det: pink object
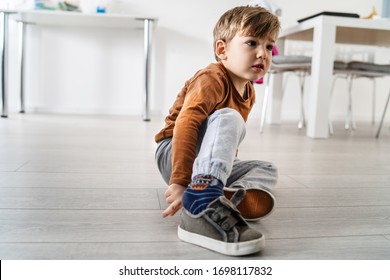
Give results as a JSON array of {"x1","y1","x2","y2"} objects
[
  {"x1": 253, "y1": 46, "x2": 279, "y2": 84},
  {"x1": 272, "y1": 46, "x2": 279, "y2": 56}
]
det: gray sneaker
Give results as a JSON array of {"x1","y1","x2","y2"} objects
[{"x1": 177, "y1": 189, "x2": 265, "y2": 256}]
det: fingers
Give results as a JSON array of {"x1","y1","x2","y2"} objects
[
  {"x1": 161, "y1": 210, "x2": 169, "y2": 218},
  {"x1": 171, "y1": 205, "x2": 181, "y2": 216},
  {"x1": 161, "y1": 202, "x2": 182, "y2": 218},
  {"x1": 166, "y1": 196, "x2": 173, "y2": 204},
  {"x1": 162, "y1": 184, "x2": 185, "y2": 218}
]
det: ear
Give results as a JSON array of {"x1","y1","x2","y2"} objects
[{"x1": 215, "y1": 40, "x2": 227, "y2": 60}]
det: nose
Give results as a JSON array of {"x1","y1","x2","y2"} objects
[{"x1": 256, "y1": 46, "x2": 268, "y2": 60}]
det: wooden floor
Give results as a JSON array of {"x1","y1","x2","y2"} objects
[{"x1": 0, "y1": 113, "x2": 390, "y2": 260}]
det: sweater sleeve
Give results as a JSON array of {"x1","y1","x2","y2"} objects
[{"x1": 169, "y1": 73, "x2": 225, "y2": 186}]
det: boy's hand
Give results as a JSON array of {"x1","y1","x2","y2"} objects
[{"x1": 162, "y1": 183, "x2": 186, "y2": 218}]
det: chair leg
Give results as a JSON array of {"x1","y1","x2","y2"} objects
[
  {"x1": 298, "y1": 72, "x2": 306, "y2": 129},
  {"x1": 328, "y1": 119, "x2": 334, "y2": 136},
  {"x1": 350, "y1": 81, "x2": 357, "y2": 130},
  {"x1": 260, "y1": 73, "x2": 271, "y2": 134},
  {"x1": 376, "y1": 89, "x2": 390, "y2": 138},
  {"x1": 281, "y1": 73, "x2": 292, "y2": 95},
  {"x1": 372, "y1": 78, "x2": 376, "y2": 125},
  {"x1": 345, "y1": 75, "x2": 357, "y2": 131}
]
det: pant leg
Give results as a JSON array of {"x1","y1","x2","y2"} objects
[
  {"x1": 154, "y1": 124, "x2": 207, "y2": 185},
  {"x1": 226, "y1": 158, "x2": 278, "y2": 193},
  {"x1": 193, "y1": 108, "x2": 246, "y2": 185},
  {"x1": 155, "y1": 108, "x2": 246, "y2": 186},
  {"x1": 155, "y1": 137, "x2": 173, "y2": 185},
  {"x1": 155, "y1": 124, "x2": 206, "y2": 185}
]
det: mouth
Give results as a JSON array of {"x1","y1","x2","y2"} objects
[{"x1": 252, "y1": 63, "x2": 265, "y2": 72}]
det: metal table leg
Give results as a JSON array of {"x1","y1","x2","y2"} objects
[
  {"x1": 143, "y1": 18, "x2": 153, "y2": 121},
  {"x1": 19, "y1": 21, "x2": 25, "y2": 113},
  {"x1": 1, "y1": 11, "x2": 9, "y2": 118}
]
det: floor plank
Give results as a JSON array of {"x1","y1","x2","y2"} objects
[
  {"x1": 1, "y1": 206, "x2": 389, "y2": 242},
  {"x1": 1, "y1": 235, "x2": 389, "y2": 260},
  {"x1": 0, "y1": 172, "x2": 166, "y2": 189},
  {"x1": 0, "y1": 188, "x2": 160, "y2": 210}
]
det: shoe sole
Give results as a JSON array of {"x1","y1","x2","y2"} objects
[
  {"x1": 224, "y1": 188, "x2": 275, "y2": 222},
  {"x1": 178, "y1": 226, "x2": 265, "y2": 256}
]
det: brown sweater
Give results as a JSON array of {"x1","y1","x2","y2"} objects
[{"x1": 155, "y1": 62, "x2": 256, "y2": 186}]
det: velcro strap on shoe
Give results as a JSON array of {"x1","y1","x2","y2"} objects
[
  {"x1": 210, "y1": 205, "x2": 239, "y2": 231},
  {"x1": 220, "y1": 216, "x2": 239, "y2": 231}
]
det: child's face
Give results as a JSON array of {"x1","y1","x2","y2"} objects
[{"x1": 217, "y1": 32, "x2": 276, "y2": 90}]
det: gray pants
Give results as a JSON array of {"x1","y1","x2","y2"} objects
[{"x1": 155, "y1": 108, "x2": 278, "y2": 192}]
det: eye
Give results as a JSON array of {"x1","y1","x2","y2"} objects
[
  {"x1": 246, "y1": 40, "x2": 258, "y2": 47},
  {"x1": 266, "y1": 45, "x2": 274, "y2": 51}
]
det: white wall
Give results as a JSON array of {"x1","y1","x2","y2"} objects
[{"x1": 6, "y1": 0, "x2": 389, "y2": 123}]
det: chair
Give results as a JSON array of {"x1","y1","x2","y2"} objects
[
  {"x1": 329, "y1": 61, "x2": 390, "y2": 136},
  {"x1": 260, "y1": 56, "x2": 347, "y2": 133},
  {"x1": 259, "y1": 55, "x2": 311, "y2": 133}
]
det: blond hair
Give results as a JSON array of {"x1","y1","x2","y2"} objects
[{"x1": 213, "y1": 6, "x2": 281, "y2": 61}]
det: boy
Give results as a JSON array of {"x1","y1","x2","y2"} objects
[{"x1": 155, "y1": 6, "x2": 280, "y2": 256}]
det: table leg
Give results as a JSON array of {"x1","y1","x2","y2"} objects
[
  {"x1": 307, "y1": 21, "x2": 336, "y2": 138},
  {"x1": 19, "y1": 21, "x2": 26, "y2": 113},
  {"x1": 143, "y1": 18, "x2": 153, "y2": 121},
  {"x1": 1, "y1": 12, "x2": 9, "y2": 118}
]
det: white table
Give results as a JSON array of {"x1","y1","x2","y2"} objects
[
  {"x1": 269, "y1": 15, "x2": 390, "y2": 138},
  {"x1": 1, "y1": 10, "x2": 156, "y2": 120}
]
